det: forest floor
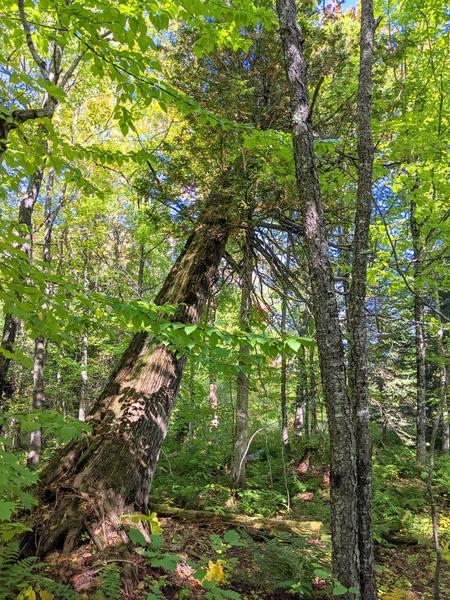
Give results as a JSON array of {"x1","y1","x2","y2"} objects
[{"x1": 35, "y1": 440, "x2": 450, "y2": 600}]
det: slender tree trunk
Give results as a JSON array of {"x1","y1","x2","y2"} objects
[
  {"x1": 276, "y1": 0, "x2": 359, "y2": 594},
  {"x1": 294, "y1": 351, "x2": 307, "y2": 438},
  {"x1": 24, "y1": 178, "x2": 234, "y2": 557},
  {"x1": 410, "y1": 200, "x2": 427, "y2": 463},
  {"x1": 79, "y1": 254, "x2": 90, "y2": 422},
  {"x1": 0, "y1": 170, "x2": 44, "y2": 408},
  {"x1": 308, "y1": 346, "x2": 318, "y2": 435},
  {"x1": 436, "y1": 295, "x2": 449, "y2": 454},
  {"x1": 280, "y1": 293, "x2": 290, "y2": 447},
  {"x1": 230, "y1": 222, "x2": 252, "y2": 489},
  {"x1": 28, "y1": 169, "x2": 55, "y2": 468},
  {"x1": 208, "y1": 294, "x2": 219, "y2": 429},
  {"x1": 347, "y1": 1, "x2": 377, "y2": 596},
  {"x1": 79, "y1": 332, "x2": 88, "y2": 422}
]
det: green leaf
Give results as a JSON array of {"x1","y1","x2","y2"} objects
[
  {"x1": 333, "y1": 582, "x2": 350, "y2": 595},
  {"x1": 128, "y1": 528, "x2": 148, "y2": 546},
  {"x1": 223, "y1": 530, "x2": 241, "y2": 546},
  {"x1": 0, "y1": 500, "x2": 16, "y2": 520}
]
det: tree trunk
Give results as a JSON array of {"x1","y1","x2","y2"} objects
[
  {"x1": 208, "y1": 295, "x2": 219, "y2": 429},
  {"x1": 230, "y1": 221, "x2": 252, "y2": 489},
  {"x1": 294, "y1": 352, "x2": 307, "y2": 438},
  {"x1": 280, "y1": 293, "x2": 290, "y2": 447},
  {"x1": 347, "y1": 1, "x2": 377, "y2": 596},
  {"x1": 308, "y1": 346, "x2": 318, "y2": 435},
  {"x1": 79, "y1": 331, "x2": 88, "y2": 422},
  {"x1": 0, "y1": 169, "x2": 45, "y2": 407},
  {"x1": 25, "y1": 179, "x2": 233, "y2": 557},
  {"x1": 28, "y1": 169, "x2": 55, "y2": 468},
  {"x1": 276, "y1": 0, "x2": 359, "y2": 594},
  {"x1": 410, "y1": 200, "x2": 427, "y2": 463},
  {"x1": 436, "y1": 295, "x2": 449, "y2": 454},
  {"x1": 79, "y1": 254, "x2": 90, "y2": 422}
]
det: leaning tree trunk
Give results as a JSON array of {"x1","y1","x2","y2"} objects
[
  {"x1": 276, "y1": 0, "x2": 359, "y2": 595},
  {"x1": 410, "y1": 199, "x2": 427, "y2": 463},
  {"x1": 25, "y1": 178, "x2": 234, "y2": 557},
  {"x1": 347, "y1": 0, "x2": 377, "y2": 596}
]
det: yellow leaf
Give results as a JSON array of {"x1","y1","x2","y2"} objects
[
  {"x1": 149, "y1": 512, "x2": 162, "y2": 536},
  {"x1": 204, "y1": 560, "x2": 225, "y2": 584},
  {"x1": 39, "y1": 591, "x2": 54, "y2": 600},
  {"x1": 17, "y1": 588, "x2": 37, "y2": 600}
]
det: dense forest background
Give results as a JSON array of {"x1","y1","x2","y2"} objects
[{"x1": 0, "y1": 0, "x2": 448, "y2": 599}]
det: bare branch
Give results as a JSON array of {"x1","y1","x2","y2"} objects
[{"x1": 17, "y1": 0, "x2": 49, "y2": 79}]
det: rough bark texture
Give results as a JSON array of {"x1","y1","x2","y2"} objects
[
  {"x1": 276, "y1": 0, "x2": 359, "y2": 594},
  {"x1": 230, "y1": 222, "x2": 252, "y2": 489},
  {"x1": 347, "y1": 1, "x2": 377, "y2": 597},
  {"x1": 410, "y1": 199, "x2": 427, "y2": 463},
  {"x1": 24, "y1": 179, "x2": 234, "y2": 557}
]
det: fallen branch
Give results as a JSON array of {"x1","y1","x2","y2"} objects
[{"x1": 149, "y1": 503, "x2": 323, "y2": 536}]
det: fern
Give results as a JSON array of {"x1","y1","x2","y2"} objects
[
  {"x1": 0, "y1": 542, "x2": 37, "y2": 600},
  {"x1": 94, "y1": 562, "x2": 122, "y2": 600},
  {"x1": 31, "y1": 574, "x2": 81, "y2": 600},
  {"x1": 0, "y1": 542, "x2": 81, "y2": 600}
]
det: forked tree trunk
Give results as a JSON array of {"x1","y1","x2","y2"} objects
[
  {"x1": 25, "y1": 180, "x2": 233, "y2": 556},
  {"x1": 276, "y1": 0, "x2": 359, "y2": 594},
  {"x1": 347, "y1": 0, "x2": 377, "y2": 596},
  {"x1": 410, "y1": 199, "x2": 427, "y2": 463}
]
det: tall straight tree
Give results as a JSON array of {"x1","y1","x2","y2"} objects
[
  {"x1": 276, "y1": 0, "x2": 359, "y2": 595},
  {"x1": 347, "y1": 0, "x2": 378, "y2": 597},
  {"x1": 24, "y1": 171, "x2": 236, "y2": 556},
  {"x1": 230, "y1": 217, "x2": 253, "y2": 488},
  {"x1": 410, "y1": 198, "x2": 427, "y2": 463}
]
